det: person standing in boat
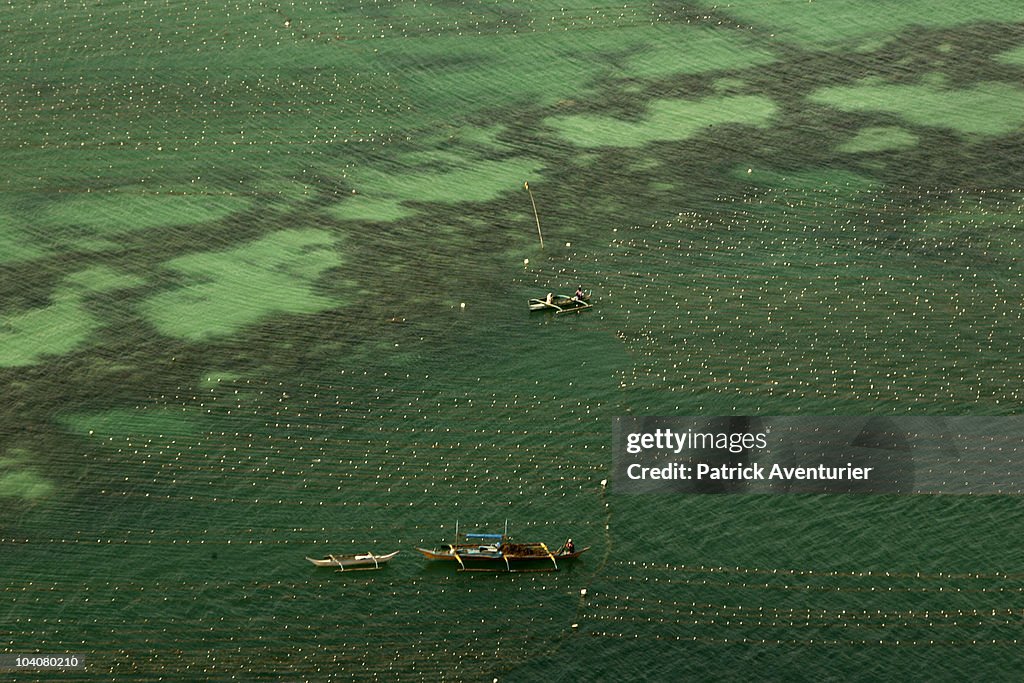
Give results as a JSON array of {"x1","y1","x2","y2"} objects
[
  {"x1": 574, "y1": 286, "x2": 585, "y2": 301},
  {"x1": 563, "y1": 538, "x2": 575, "y2": 554}
]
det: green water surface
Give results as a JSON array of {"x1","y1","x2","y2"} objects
[{"x1": 3, "y1": 1, "x2": 1024, "y2": 680}]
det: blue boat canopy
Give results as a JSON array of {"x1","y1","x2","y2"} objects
[{"x1": 465, "y1": 533, "x2": 505, "y2": 540}]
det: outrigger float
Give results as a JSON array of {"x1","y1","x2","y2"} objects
[
  {"x1": 415, "y1": 523, "x2": 589, "y2": 572},
  {"x1": 306, "y1": 551, "x2": 399, "y2": 571}
]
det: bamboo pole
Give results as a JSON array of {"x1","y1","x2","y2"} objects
[
  {"x1": 524, "y1": 181, "x2": 544, "y2": 249},
  {"x1": 540, "y1": 542, "x2": 558, "y2": 570}
]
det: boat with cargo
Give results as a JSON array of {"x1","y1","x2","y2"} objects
[{"x1": 416, "y1": 524, "x2": 588, "y2": 572}]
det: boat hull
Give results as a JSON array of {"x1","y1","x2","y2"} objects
[
  {"x1": 306, "y1": 551, "x2": 399, "y2": 569},
  {"x1": 528, "y1": 295, "x2": 591, "y2": 312},
  {"x1": 415, "y1": 546, "x2": 590, "y2": 562}
]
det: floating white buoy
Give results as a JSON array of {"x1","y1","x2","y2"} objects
[
  {"x1": 523, "y1": 258, "x2": 529, "y2": 266},
  {"x1": 600, "y1": 479, "x2": 607, "y2": 488},
  {"x1": 460, "y1": 302, "x2": 466, "y2": 309},
  {"x1": 747, "y1": 168, "x2": 753, "y2": 174},
  {"x1": 580, "y1": 588, "x2": 587, "y2": 596},
  {"x1": 565, "y1": 242, "x2": 571, "y2": 247}
]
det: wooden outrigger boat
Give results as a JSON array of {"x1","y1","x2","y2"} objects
[
  {"x1": 305, "y1": 551, "x2": 399, "y2": 571},
  {"x1": 416, "y1": 524, "x2": 589, "y2": 572},
  {"x1": 529, "y1": 292, "x2": 592, "y2": 314}
]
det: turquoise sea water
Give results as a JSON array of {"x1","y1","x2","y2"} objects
[{"x1": 3, "y1": 1, "x2": 1024, "y2": 680}]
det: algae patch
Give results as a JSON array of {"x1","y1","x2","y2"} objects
[
  {"x1": 838, "y1": 127, "x2": 920, "y2": 153},
  {"x1": 141, "y1": 229, "x2": 344, "y2": 341},
  {"x1": 548, "y1": 95, "x2": 778, "y2": 148},
  {"x1": 0, "y1": 470, "x2": 55, "y2": 501},
  {"x1": 61, "y1": 408, "x2": 204, "y2": 441},
  {"x1": 329, "y1": 157, "x2": 546, "y2": 223},
  {"x1": 43, "y1": 192, "x2": 253, "y2": 234},
  {"x1": 810, "y1": 81, "x2": 1024, "y2": 136},
  {"x1": 0, "y1": 266, "x2": 144, "y2": 367},
  {"x1": 0, "y1": 451, "x2": 54, "y2": 501}
]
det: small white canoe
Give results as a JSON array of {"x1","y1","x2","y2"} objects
[{"x1": 306, "y1": 551, "x2": 399, "y2": 570}]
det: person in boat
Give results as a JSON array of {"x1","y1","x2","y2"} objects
[
  {"x1": 564, "y1": 538, "x2": 575, "y2": 554},
  {"x1": 546, "y1": 292, "x2": 554, "y2": 305},
  {"x1": 574, "y1": 286, "x2": 585, "y2": 301}
]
